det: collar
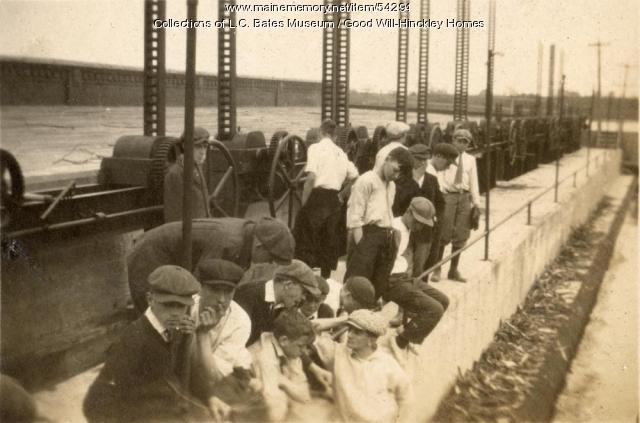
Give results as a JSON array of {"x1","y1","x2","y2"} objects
[
  {"x1": 145, "y1": 308, "x2": 169, "y2": 342},
  {"x1": 426, "y1": 162, "x2": 437, "y2": 175},
  {"x1": 265, "y1": 279, "x2": 276, "y2": 304}
]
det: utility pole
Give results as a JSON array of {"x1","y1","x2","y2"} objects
[
  {"x1": 588, "y1": 40, "x2": 610, "y2": 146},
  {"x1": 617, "y1": 63, "x2": 635, "y2": 146}
]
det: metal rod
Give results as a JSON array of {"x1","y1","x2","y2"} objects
[
  {"x1": 6, "y1": 206, "x2": 163, "y2": 239},
  {"x1": 182, "y1": 0, "x2": 198, "y2": 271},
  {"x1": 526, "y1": 202, "x2": 531, "y2": 225},
  {"x1": 483, "y1": 0, "x2": 495, "y2": 261},
  {"x1": 554, "y1": 156, "x2": 560, "y2": 202},
  {"x1": 39, "y1": 182, "x2": 75, "y2": 221}
]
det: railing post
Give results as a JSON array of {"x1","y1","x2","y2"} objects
[
  {"x1": 526, "y1": 202, "x2": 532, "y2": 225},
  {"x1": 554, "y1": 154, "x2": 560, "y2": 202}
]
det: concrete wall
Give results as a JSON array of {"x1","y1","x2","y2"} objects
[
  {"x1": 0, "y1": 59, "x2": 321, "y2": 107},
  {"x1": 410, "y1": 151, "x2": 622, "y2": 421}
]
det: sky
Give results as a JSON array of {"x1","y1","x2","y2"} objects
[{"x1": 0, "y1": 0, "x2": 638, "y2": 97}]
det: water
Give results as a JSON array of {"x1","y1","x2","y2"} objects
[{"x1": 0, "y1": 105, "x2": 452, "y2": 177}]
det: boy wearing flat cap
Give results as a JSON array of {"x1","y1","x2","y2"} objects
[
  {"x1": 128, "y1": 216, "x2": 294, "y2": 311},
  {"x1": 433, "y1": 129, "x2": 481, "y2": 282},
  {"x1": 164, "y1": 126, "x2": 212, "y2": 223},
  {"x1": 190, "y1": 259, "x2": 252, "y2": 387},
  {"x1": 84, "y1": 265, "x2": 229, "y2": 422},
  {"x1": 373, "y1": 121, "x2": 411, "y2": 170},
  {"x1": 387, "y1": 197, "x2": 450, "y2": 350},
  {"x1": 313, "y1": 309, "x2": 412, "y2": 423},
  {"x1": 234, "y1": 259, "x2": 320, "y2": 346}
]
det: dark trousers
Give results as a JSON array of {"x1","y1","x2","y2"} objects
[
  {"x1": 345, "y1": 225, "x2": 396, "y2": 298},
  {"x1": 294, "y1": 188, "x2": 342, "y2": 275},
  {"x1": 424, "y1": 223, "x2": 441, "y2": 274},
  {"x1": 383, "y1": 273, "x2": 449, "y2": 344}
]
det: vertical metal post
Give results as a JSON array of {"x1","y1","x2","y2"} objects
[
  {"x1": 217, "y1": 0, "x2": 237, "y2": 141},
  {"x1": 143, "y1": 0, "x2": 166, "y2": 136},
  {"x1": 554, "y1": 157, "x2": 560, "y2": 202},
  {"x1": 395, "y1": 2, "x2": 409, "y2": 122},
  {"x1": 334, "y1": 1, "x2": 350, "y2": 127},
  {"x1": 416, "y1": 0, "x2": 430, "y2": 124},
  {"x1": 587, "y1": 90, "x2": 595, "y2": 176},
  {"x1": 182, "y1": 0, "x2": 198, "y2": 270},
  {"x1": 321, "y1": 0, "x2": 336, "y2": 122},
  {"x1": 483, "y1": 0, "x2": 495, "y2": 261},
  {"x1": 526, "y1": 202, "x2": 531, "y2": 225},
  {"x1": 555, "y1": 73, "x2": 564, "y2": 204},
  {"x1": 453, "y1": 0, "x2": 470, "y2": 121}
]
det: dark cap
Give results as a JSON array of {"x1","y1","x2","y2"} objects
[
  {"x1": 432, "y1": 143, "x2": 459, "y2": 160},
  {"x1": 408, "y1": 143, "x2": 430, "y2": 160},
  {"x1": 409, "y1": 197, "x2": 435, "y2": 226},
  {"x1": 314, "y1": 275, "x2": 330, "y2": 297},
  {"x1": 148, "y1": 265, "x2": 201, "y2": 305},
  {"x1": 179, "y1": 126, "x2": 210, "y2": 145},
  {"x1": 275, "y1": 259, "x2": 320, "y2": 297},
  {"x1": 196, "y1": 259, "x2": 244, "y2": 289},
  {"x1": 254, "y1": 217, "x2": 295, "y2": 262},
  {"x1": 344, "y1": 276, "x2": 376, "y2": 308}
]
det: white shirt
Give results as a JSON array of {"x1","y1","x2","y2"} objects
[
  {"x1": 426, "y1": 161, "x2": 438, "y2": 177},
  {"x1": 346, "y1": 170, "x2": 395, "y2": 229},
  {"x1": 306, "y1": 137, "x2": 359, "y2": 190},
  {"x1": 373, "y1": 141, "x2": 407, "y2": 170},
  {"x1": 436, "y1": 151, "x2": 480, "y2": 206},
  {"x1": 315, "y1": 336, "x2": 412, "y2": 423},
  {"x1": 144, "y1": 308, "x2": 169, "y2": 342},
  {"x1": 191, "y1": 298, "x2": 253, "y2": 375},
  {"x1": 391, "y1": 217, "x2": 410, "y2": 275}
]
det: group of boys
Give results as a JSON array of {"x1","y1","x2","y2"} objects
[{"x1": 83, "y1": 119, "x2": 480, "y2": 422}]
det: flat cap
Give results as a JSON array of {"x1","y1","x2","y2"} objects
[
  {"x1": 385, "y1": 121, "x2": 411, "y2": 140},
  {"x1": 344, "y1": 276, "x2": 376, "y2": 308},
  {"x1": 432, "y1": 143, "x2": 459, "y2": 160},
  {"x1": 148, "y1": 265, "x2": 201, "y2": 305},
  {"x1": 275, "y1": 259, "x2": 320, "y2": 297},
  {"x1": 408, "y1": 143, "x2": 430, "y2": 160},
  {"x1": 347, "y1": 309, "x2": 387, "y2": 337},
  {"x1": 314, "y1": 275, "x2": 330, "y2": 297},
  {"x1": 180, "y1": 126, "x2": 210, "y2": 145},
  {"x1": 254, "y1": 217, "x2": 295, "y2": 262},
  {"x1": 196, "y1": 259, "x2": 244, "y2": 289},
  {"x1": 409, "y1": 197, "x2": 435, "y2": 227},
  {"x1": 452, "y1": 128, "x2": 473, "y2": 142}
]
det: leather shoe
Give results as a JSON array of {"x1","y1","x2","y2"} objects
[{"x1": 447, "y1": 270, "x2": 467, "y2": 283}]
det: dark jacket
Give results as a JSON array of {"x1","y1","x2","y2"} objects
[
  {"x1": 164, "y1": 160, "x2": 210, "y2": 223},
  {"x1": 233, "y1": 281, "x2": 278, "y2": 347},
  {"x1": 83, "y1": 317, "x2": 209, "y2": 423},
  {"x1": 128, "y1": 218, "x2": 256, "y2": 311}
]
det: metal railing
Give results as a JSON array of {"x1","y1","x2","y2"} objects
[{"x1": 417, "y1": 147, "x2": 615, "y2": 281}]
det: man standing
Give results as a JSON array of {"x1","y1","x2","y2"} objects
[
  {"x1": 433, "y1": 129, "x2": 481, "y2": 282},
  {"x1": 345, "y1": 147, "x2": 413, "y2": 298},
  {"x1": 164, "y1": 126, "x2": 211, "y2": 223},
  {"x1": 423, "y1": 143, "x2": 460, "y2": 279},
  {"x1": 127, "y1": 217, "x2": 294, "y2": 311},
  {"x1": 294, "y1": 119, "x2": 359, "y2": 278},
  {"x1": 233, "y1": 259, "x2": 320, "y2": 346}
]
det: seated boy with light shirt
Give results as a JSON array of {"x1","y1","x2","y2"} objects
[
  {"x1": 313, "y1": 309, "x2": 412, "y2": 423},
  {"x1": 250, "y1": 310, "x2": 315, "y2": 421},
  {"x1": 190, "y1": 259, "x2": 253, "y2": 401}
]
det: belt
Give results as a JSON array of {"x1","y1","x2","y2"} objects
[{"x1": 445, "y1": 190, "x2": 469, "y2": 194}]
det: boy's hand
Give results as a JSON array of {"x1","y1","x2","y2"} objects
[
  {"x1": 208, "y1": 396, "x2": 231, "y2": 422},
  {"x1": 166, "y1": 315, "x2": 196, "y2": 335}
]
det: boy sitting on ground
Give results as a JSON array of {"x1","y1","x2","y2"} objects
[
  {"x1": 312, "y1": 309, "x2": 412, "y2": 423},
  {"x1": 249, "y1": 309, "x2": 315, "y2": 421}
]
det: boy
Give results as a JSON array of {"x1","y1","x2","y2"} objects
[
  {"x1": 249, "y1": 310, "x2": 315, "y2": 421},
  {"x1": 314, "y1": 310, "x2": 412, "y2": 423}
]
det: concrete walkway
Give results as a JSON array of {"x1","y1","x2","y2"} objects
[{"x1": 553, "y1": 204, "x2": 639, "y2": 422}]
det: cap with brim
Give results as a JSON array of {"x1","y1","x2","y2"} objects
[
  {"x1": 180, "y1": 126, "x2": 210, "y2": 145},
  {"x1": 386, "y1": 121, "x2": 410, "y2": 140},
  {"x1": 452, "y1": 128, "x2": 472, "y2": 142},
  {"x1": 275, "y1": 259, "x2": 320, "y2": 297},
  {"x1": 408, "y1": 143, "x2": 430, "y2": 160},
  {"x1": 197, "y1": 259, "x2": 244, "y2": 289},
  {"x1": 152, "y1": 292, "x2": 195, "y2": 306},
  {"x1": 346, "y1": 309, "x2": 386, "y2": 336},
  {"x1": 254, "y1": 217, "x2": 295, "y2": 262},
  {"x1": 409, "y1": 197, "x2": 435, "y2": 226}
]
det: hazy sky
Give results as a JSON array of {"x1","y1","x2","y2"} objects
[{"x1": 0, "y1": 0, "x2": 637, "y2": 97}]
